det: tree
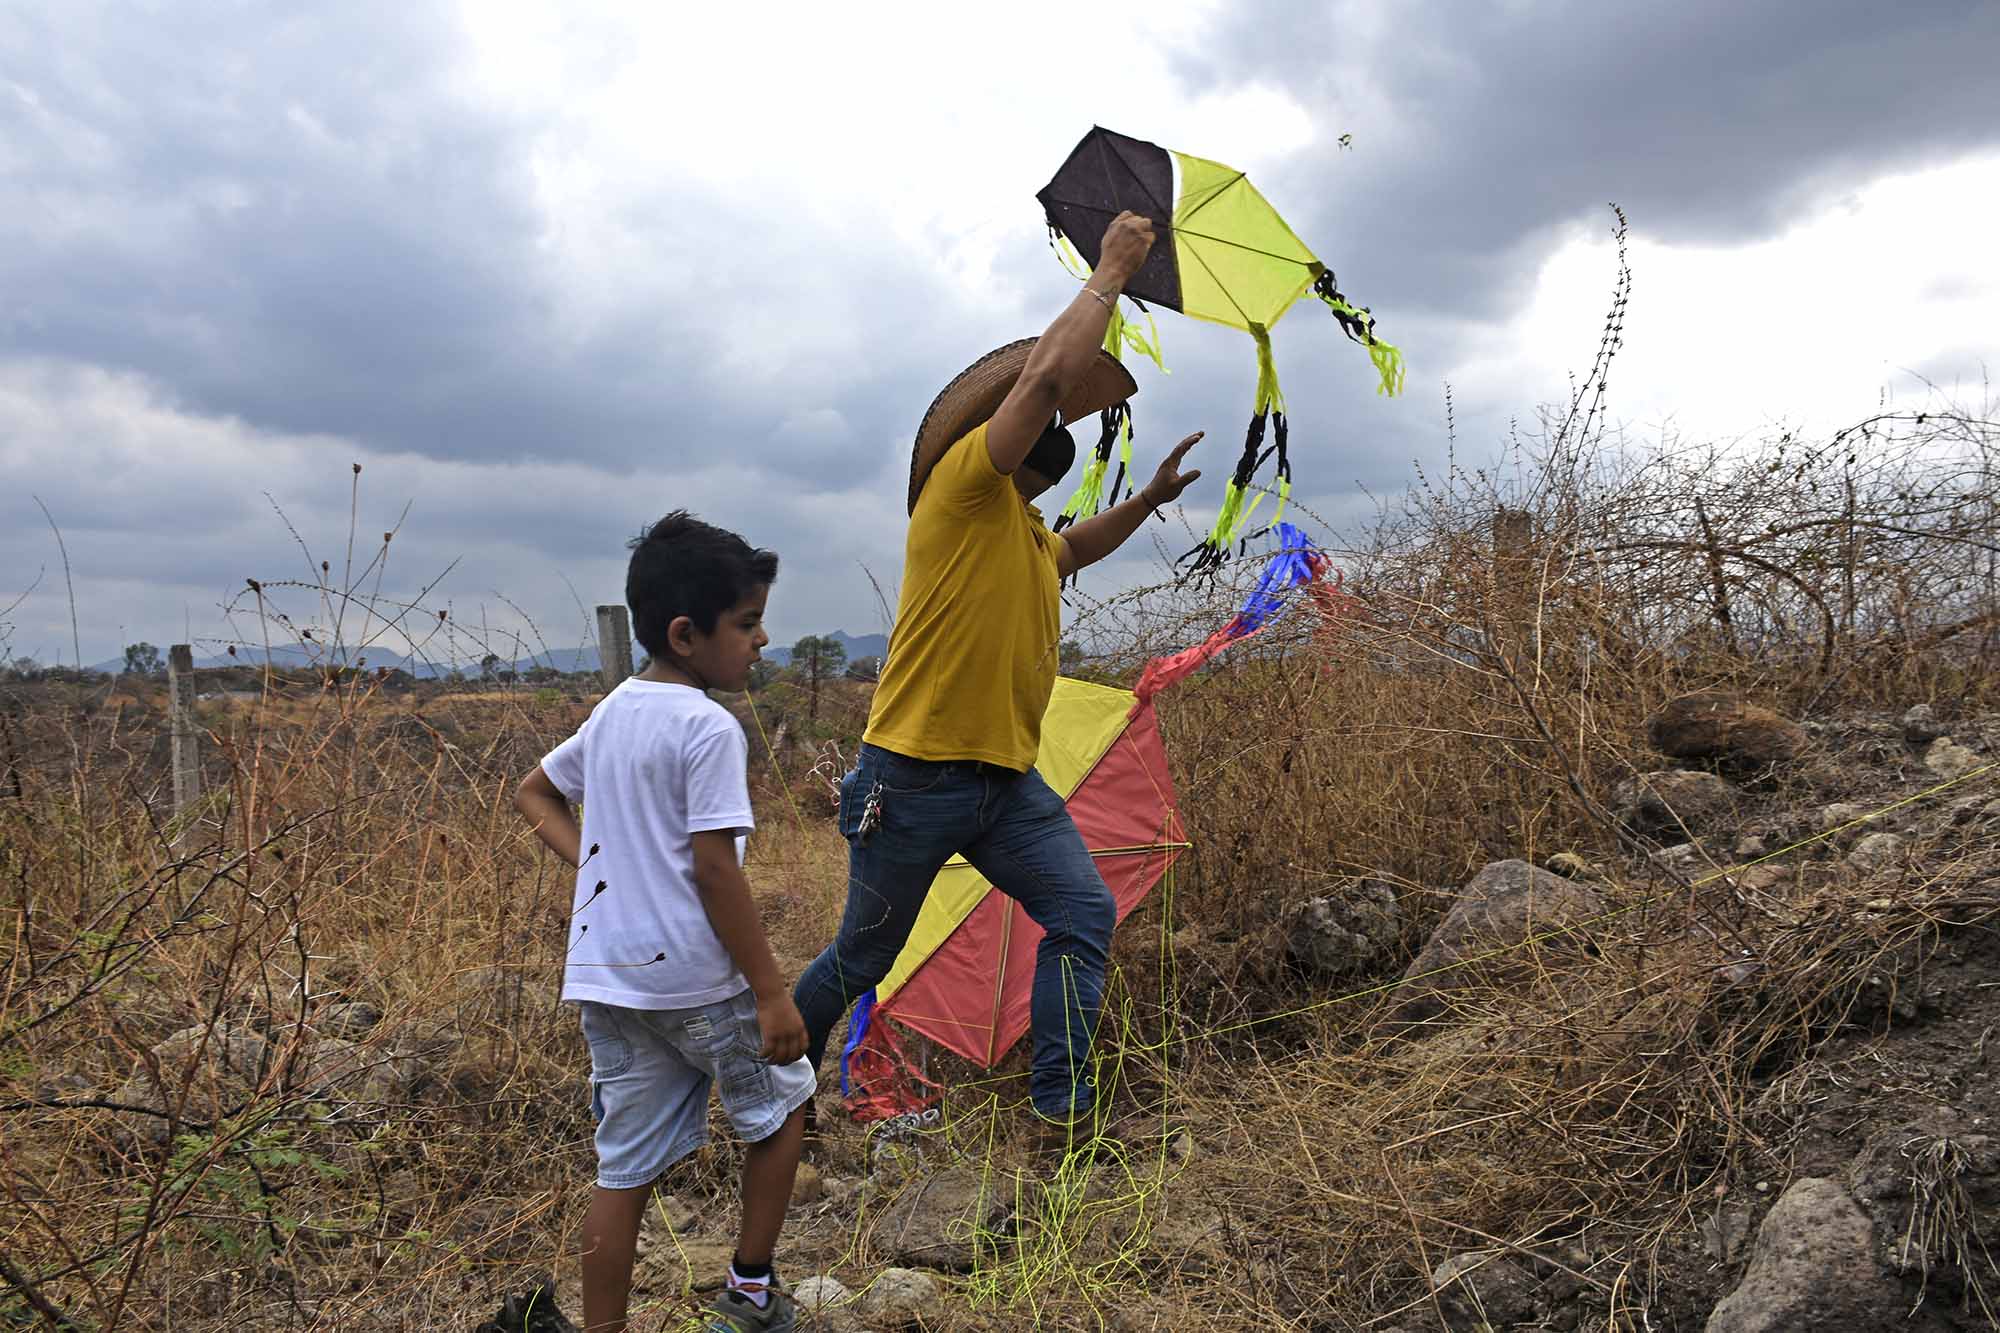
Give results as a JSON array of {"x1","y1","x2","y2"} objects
[
  {"x1": 479, "y1": 652, "x2": 501, "y2": 681},
  {"x1": 790, "y1": 634, "x2": 846, "y2": 720},
  {"x1": 845, "y1": 655, "x2": 881, "y2": 682},
  {"x1": 123, "y1": 642, "x2": 163, "y2": 677}
]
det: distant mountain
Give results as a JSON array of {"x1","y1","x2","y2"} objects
[{"x1": 764, "y1": 629, "x2": 887, "y2": 667}]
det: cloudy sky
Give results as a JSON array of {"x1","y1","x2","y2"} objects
[{"x1": 4, "y1": 0, "x2": 1998, "y2": 668}]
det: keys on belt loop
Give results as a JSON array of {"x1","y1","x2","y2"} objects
[{"x1": 856, "y1": 779, "x2": 886, "y2": 845}]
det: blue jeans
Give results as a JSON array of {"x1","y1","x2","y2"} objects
[{"x1": 793, "y1": 744, "x2": 1114, "y2": 1120}]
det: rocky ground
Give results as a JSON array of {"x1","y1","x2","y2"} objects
[{"x1": 72, "y1": 697, "x2": 2000, "y2": 1330}]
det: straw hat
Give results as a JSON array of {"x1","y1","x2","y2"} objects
[{"x1": 907, "y1": 338, "x2": 1138, "y2": 514}]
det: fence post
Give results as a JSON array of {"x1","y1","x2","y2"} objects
[
  {"x1": 595, "y1": 605, "x2": 633, "y2": 694},
  {"x1": 168, "y1": 644, "x2": 201, "y2": 848}
]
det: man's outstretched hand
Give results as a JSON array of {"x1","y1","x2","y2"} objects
[{"x1": 1140, "y1": 432, "x2": 1204, "y2": 510}]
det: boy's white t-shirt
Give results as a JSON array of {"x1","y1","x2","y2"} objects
[{"x1": 540, "y1": 679, "x2": 754, "y2": 1010}]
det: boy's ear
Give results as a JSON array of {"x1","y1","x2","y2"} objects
[{"x1": 665, "y1": 614, "x2": 698, "y2": 657}]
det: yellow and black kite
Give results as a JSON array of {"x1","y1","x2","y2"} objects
[{"x1": 1038, "y1": 125, "x2": 1405, "y2": 573}]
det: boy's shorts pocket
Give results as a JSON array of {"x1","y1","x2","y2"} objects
[{"x1": 578, "y1": 1003, "x2": 634, "y2": 1083}]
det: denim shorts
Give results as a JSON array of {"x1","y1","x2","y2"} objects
[{"x1": 577, "y1": 992, "x2": 816, "y2": 1189}]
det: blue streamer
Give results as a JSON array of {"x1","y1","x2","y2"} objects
[
  {"x1": 1232, "y1": 522, "x2": 1321, "y2": 635},
  {"x1": 839, "y1": 990, "x2": 876, "y2": 1097}
]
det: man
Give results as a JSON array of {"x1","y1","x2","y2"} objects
[{"x1": 792, "y1": 211, "x2": 1201, "y2": 1138}]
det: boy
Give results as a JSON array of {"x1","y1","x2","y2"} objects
[{"x1": 515, "y1": 511, "x2": 811, "y2": 1333}]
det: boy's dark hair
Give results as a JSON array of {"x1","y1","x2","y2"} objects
[{"x1": 626, "y1": 511, "x2": 779, "y2": 657}]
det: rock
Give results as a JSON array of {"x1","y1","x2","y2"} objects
[
  {"x1": 859, "y1": 1267, "x2": 940, "y2": 1320},
  {"x1": 316, "y1": 1000, "x2": 383, "y2": 1039},
  {"x1": 793, "y1": 1161, "x2": 825, "y2": 1205},
  {"x1": 1431, "y1": 1250, "x2": 1540, "y2": 1326},
  {"x1": 112, "y1": 1020, "x2": 273, "y2": 1146},
  {"x1": 1381, "y1": 860, "x2": 1606, "y2": 1034},
  {"x1": 792, "y1": 1275, "x2": 853, "y2": 1313},
  {"x1": 1286, "y1": 878, "x2": 1402, "y2": 978},
  {"x1": 1733, "y1": 865, "x2": 1791, "y2": 894},
  {"x1": 1901, "y1": 703, "x2": 1944, "y2": 744},
  {"x1": 1430, "y1": 1246, "x2": 1585, "y2": 1328},
  {"x1": 296, "y1": 1037, "x2": 429, "y2": 1102},
  {"x1": 871, "y1": 1166, "x2": 1013, "y2": 1270},
  {"x1": 1924, "y1": 738, "x2": 1982, "y2": 782},
  {"x1": 1650, "y1": 842, "x2": 1704, "y2": 874},
  {"x1": 1817, "y1": 802, "x2": 1868, "y2": 832},
  {"x1": 404, "y1": 1020, "x2": 468, "y2": 1063},
  {"x1": 1541, "y1": 851, "x2": 1593, "y2": 879},
  {"x1": 1648, "y1": 693, "x2": 1808, "y2": 774},
  {"x1": 1733, "y1": 833, "x2": 1770, "y2": 859},
  {"x1": 1704, "y1": 1177, "x2": 1897, "y2": 1332},
  {"x1": 1846, "y1": 832, "x2": 1907, "y2": 873},
  {"x1": 1947, "y1": 795, "x2": 2000, "y2": 826},
  {"x1": 632, "y1": 1192, "x2": 699, "y2": 1257},
  {"x1": 473, "y1": 1272, "x2": 578, "y2": 1333},
  {"x1": 1613, "y1": 769, "x2": 1739, "y2": 838},
  {"x1": 1846, "y1": 1115, "x2": 2000, "y2": 1278},
  {"x1": 633, "y1": 1238, "x2": 735, "y2": 1294}
]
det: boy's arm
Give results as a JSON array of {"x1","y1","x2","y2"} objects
[
  {"x1": 690, "y1": 831, "x2": 807, "y2": 1064},
  {"x1": 514, "y1": 765, "x2": 583, "y2": 867}
]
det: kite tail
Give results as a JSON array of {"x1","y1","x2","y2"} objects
[
  {"x1": 1181, "y1": 326, "x2": 1285, "y2": 577},
  {"x1": 1313, "y1": 270, "x2": 1406, "y2": 397},
  {"x1": 1139, "y1": 520, "x2": 1328, "y2": 706},
  {"x1": 1055, "y1": 402, "x2": 1132, "y2": 533},
  {"x1": 1059, "y1": 301, "x2": 1160, "y2": 530},
  {"x1": 1048, "y1": 223, "x2": 1092, "y2": 280}
]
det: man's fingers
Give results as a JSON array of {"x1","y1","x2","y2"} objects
[{"x1": 1179, "y1": 469, "x2": 1202, "y2": 487}]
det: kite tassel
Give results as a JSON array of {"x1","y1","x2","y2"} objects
[
  {"x1": 1054, "y1": 403, "x2": 1132, "y2": 532},
  {"x1": 1313, "y1": 270, "x2": 1406, "y2": 398}
]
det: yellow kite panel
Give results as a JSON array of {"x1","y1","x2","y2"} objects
[{"x1": 876, "y1": 677, "x2": 1132, "y2": 1001}]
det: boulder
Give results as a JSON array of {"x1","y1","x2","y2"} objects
[
  {"x1": 1541, "y1": 851, "x2": 1594, "y2": 879},
  {"x1": 1901, "y1": 703, "x2": 1944, "y2": 744},
  {"x1": 633, "y1": 1239, "x2": 735, "y2": 1294},
  {"x1": 859, "y1": 1267, "x2": 941, "y2": 1321},
  {"x1": 1923, "y1": 738, "x2": 1982, "y2": 782},
  {"x1": 472, "y1": 1273, "x2": 578, "y2": 1333},
  {"x1": 1846, "y1": 832, "x2": 1907, "y2": 874},
  {"x1": 1846, "y1": 1116, "x2": 1999, "y2": 1283},
  {"x1": 1705, "y1": 1178, "x2": 1898, "y2": 1332},
  {"x1": 315, "y1": 1000, "x2": 383, "y2": 1039},
  {"x1": 792, "y1": 1275, "x2": 853, "y2": 1313},
  {"x1": 1647, "y1": 694, "x2": 1807, "y2": 774},
  {"x1": 871, "y1": 1166, "x2": 1013, "y2": 1270},
  {"x1": 295, "y1": 1037, "x2": 429, "y2": 1103},
  {"x1": 1613, "y1": 769, "x2": 1738, "y2": 839},
  {"x1": 1286, "y1": 879, "x2": 1402, "y2": 979},
  {"x1": 1430, "y1": 1244, "x2": 1587, "y2": 1329},
  {"x1": 112, "y1": 1020, "x2": 273, "y2": 1146},
  {"x1": 1381, "y1": 860, "x2": 1606, "y2": 1034}
]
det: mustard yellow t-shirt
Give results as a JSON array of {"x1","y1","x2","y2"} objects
[{"x1": 864, "y1": 424, "x2": 1066, "y2": 771}]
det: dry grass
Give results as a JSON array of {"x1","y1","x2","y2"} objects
[{"x1": 4, "y1": 370, "x2": 1999, "y2": 1328}]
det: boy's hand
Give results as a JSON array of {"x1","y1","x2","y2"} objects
[{"x1": 757, "y1": 992, "x2": 808, "y2": 1065}]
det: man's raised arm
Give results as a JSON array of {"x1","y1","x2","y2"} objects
[{"x1": 986, "y1": 212, "x2": 1157, "y2": 476}]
